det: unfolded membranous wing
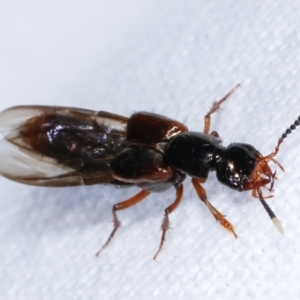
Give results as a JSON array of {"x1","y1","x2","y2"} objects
[{"x1": 0, "y1": 105, "x2": 128, "y2": 186}]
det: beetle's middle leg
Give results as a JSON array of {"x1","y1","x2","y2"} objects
[{"x1": 153, "y1": 184, "x2": 184, "y2": 260}]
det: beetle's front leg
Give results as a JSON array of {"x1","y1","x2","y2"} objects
[{"x1": 192, "y1": 178, "x2": 238, "y2": 238}]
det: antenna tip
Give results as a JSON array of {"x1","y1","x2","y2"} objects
[{"x1": 272, "y1": 217, "x2": 284, "y2": 234}]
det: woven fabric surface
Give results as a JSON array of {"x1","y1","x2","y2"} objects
[{"x1": 1, "y1": 1, "x2": 300, "y2": 299}]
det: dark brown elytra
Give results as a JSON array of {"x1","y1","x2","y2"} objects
[{"x1": 0, "y1": 85, "x2": 298, "y2": 259}]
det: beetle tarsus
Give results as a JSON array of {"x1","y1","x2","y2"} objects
[
  {"x1": 96, "y1": 210, "x2": 121, "y2": 256},
  {"x1": 153, "y1": 212, "x2": 171, "y2": 260}
]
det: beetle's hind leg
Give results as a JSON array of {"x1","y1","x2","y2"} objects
[
  {"x1": 191, "y1": 178, "x2": 238, "y2": 238},
  {"x1": 204, "y1": 84, "x2": 240, "y2": 134},
  {"x1": 153, "y1": 184, "x2": 184, "y2": 260},
  {"x1": 96, "y1": 189, "x2": 150, "y2": 257}
]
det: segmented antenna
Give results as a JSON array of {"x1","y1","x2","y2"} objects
[
  {"x1": 258, "y1": 188, "x2": 284, "y2": 234},
  {"x1": 267, "y1": 115, "x2": 300, "y2": 162},
  {"x1": 260, "y1": 115, "x2": 300, "y2": 234},
  {"x1": 281, "y1": 116, "x2": 300, "y2": 140}
]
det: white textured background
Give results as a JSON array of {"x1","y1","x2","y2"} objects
[{"x1": 1, "y1": 1, "x2": 300, "y2": 299}]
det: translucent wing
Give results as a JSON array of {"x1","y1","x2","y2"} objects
[{"x1": 0, "y1": 105, "x2": 128, "y2": 186}]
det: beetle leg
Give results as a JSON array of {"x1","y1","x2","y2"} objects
[
  {"x1": 191, "y1": 178, "x2": 238, "y2": 238},
  {"x1": 204, "y1": 84, "x2": 240, "y2": 134},
  {"x1": 153, "y1": 184, "x2": 184, "y2": 260},
  {"x1": 96, "y1": 189, "x2": 150, "y2": 256}
]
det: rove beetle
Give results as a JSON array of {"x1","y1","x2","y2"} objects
[{"x1": 0, "y1": 84, "x2": 298, "y2": 259}]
